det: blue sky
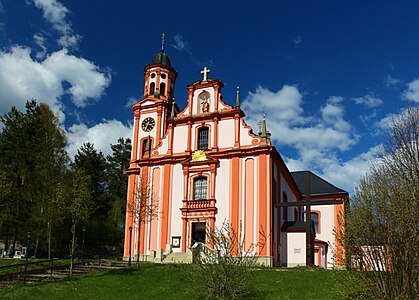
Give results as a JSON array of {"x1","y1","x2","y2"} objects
[{"x1": 0, "y1": 0, "x2": 418, "y2": 193}]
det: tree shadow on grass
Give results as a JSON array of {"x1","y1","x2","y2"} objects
[{"x1": 105, "y1": 267, "x2": 139, "y2": 276}]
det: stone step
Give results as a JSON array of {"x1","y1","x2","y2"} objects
[{"x1": 163, "y1": 252, "x2": 193, "y2": 264}]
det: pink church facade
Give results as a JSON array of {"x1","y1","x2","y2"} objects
[{"x1": 123, "y1": 49, "x2": 347, "y2": 268}]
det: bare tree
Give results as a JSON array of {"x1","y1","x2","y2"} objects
[
  {"x1": 128, "y1": 175, "x2": 159, "y2": 266},
  {"x1": 340, "y1": 106, "x2": 418, "y2": 299},
  {"x1": 56, "y1": 169, "x2": 94, "y2": 276}
]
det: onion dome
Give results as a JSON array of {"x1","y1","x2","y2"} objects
[{"x1": 151, "y1": 50, "x2": 171, "y2": 66}]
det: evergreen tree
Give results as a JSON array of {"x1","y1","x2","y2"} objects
[
  {"x1": 0, "y1": 100, "x2": 68, "y2": 257},
  {"x1": 106, "y1": 138, "x2": 131, "y2": 228},
  {"x1": 71, "y1": 142, "x2": 108, "y2": 212},
  {"x1": 71, "y1": 142, "x2": 109, "y2": 253}
]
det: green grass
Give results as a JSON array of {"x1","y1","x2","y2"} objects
[
  {"x1": 0, "y1": 263, "x2": 361, "y2": 299},
  {"x1": 0, "y1": 258, "x2": 70, "y2": 275},
  {"x1": 0, "y1": 259, "x2": 35, "y2": 268}
]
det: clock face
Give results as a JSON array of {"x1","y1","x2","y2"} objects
[{"x1": 141, "y1": 117, "x2": 155, "y2": 132}]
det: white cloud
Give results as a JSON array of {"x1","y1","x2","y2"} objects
[
  {"x1": 171, "y1": 34, "x2": 191, "y2": 54},
  {"x1": 242, "y1": 86, "x2": 357, "y2": 152},
  {"x1": 243, "y1": 85, "x2": 305, "y2": 125},
  {"x1": 0, "y1": 46, "x2": 111, "y2": 119},
  {"x1": 0, "y1": 46, "x2": 64, "y2": 119},
  {"x1": 285, "y1": 144, "x2": 379, "y2": 196},
  {"x1": 57, "y1": 34, "x2": 80, "y2": 49},
  {"x1": 373, "y1": 108, "x2": 409, "y2": 135},
  {"x1": 242, "y1": 85, "x2": 365, "y2": 193},
  {"x1": 66, "y1": 120, "x2": 132, "y2": 159},
  {"x1": 32, "y1": 0, "x2": 80, "y2": 49},
  {"x1": 292, "y1": 35, "x2": 303, "y2": 48},
  {"x1": 353, "y1": 94, "x2": 383, "y2": 108},
  {"x1": 374, "y1": 113, "x2": 394, "y2": 132},
  {"x1": 384, "y1": 73, "x2": 400, "y2": 88},
  {"x1": 360, "y1": 111, "x2": 377, "y2": 125},
  {"x1": 403, "y1": 78, "x2": 419, "y2": 103},
  {"x1": 125, "y1": 96, "x2": 138, "y2": 108},
  {"x1": 171, "y1": 34, "x2": 212, "y2": 67},
  {"x1": 319, "y1": 145, "x2": 380, "y2": 195},
  {"x1": 33, "y1": 33, "x2": 47, "y2": 59},
  {"x1": 43, "y1": 49, "x2": 111, "y2": 107},
  {"x1": 326, "y1": 96, "x2": 344, "y2": 104},
  {"x1": 321, "y1": 96, "x2": 351, "y2": 132}
]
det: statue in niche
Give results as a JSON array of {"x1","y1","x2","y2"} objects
[{"x1": 201, "y1": 97, "x2": 209, "y2": 113}]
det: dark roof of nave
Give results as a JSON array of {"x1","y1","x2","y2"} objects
[
  {"x1": 290, "y1": 171, "x2": 347, "y2": 196},
  {"x1": 151, "y1": 50, "x2": 171, "y2": 66},
  {"x1": 281, "y1": 221, "x2": 308, "y2": 232}
]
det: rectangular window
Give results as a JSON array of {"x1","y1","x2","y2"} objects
[
  {"x1": 193, "y1": 177, "x2": 207, "y2": 200},
  {"x1": 198, "y1": 127, "x2": 209, "y2": 150}
]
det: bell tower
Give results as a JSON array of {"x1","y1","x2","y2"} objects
[
  {"x1": 130, "y1": 34, "x2": 178, "y2": 162},
  {"x1": 143, "y1": 33, "x2": 177, "y2": 100}
]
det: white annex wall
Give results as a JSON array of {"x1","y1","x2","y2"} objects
[
  {"x1": 287, "y1": 232, "x2": 306, "y2": 267},
  {"x1": 311, "y1": 203, "x2": 336, "y2": 266},
  {"x1": 279, "y1": 173, "x2": 299, "y2": 265}
]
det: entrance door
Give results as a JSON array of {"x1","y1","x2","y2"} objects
[{"x1": 191, "y1": 222, "x2": 206, "y2": 246}]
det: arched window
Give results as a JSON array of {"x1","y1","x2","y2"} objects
[
  {"x1": 142, "y1": 138, "x2": 150, "y2": 158},
  {"x1": 311, "y1": 212, "x2": 319, "y2": 233},
  {"x1": 160, "y1": 82, "x2": 166, "y2": 96},
  {"x1": 282, "y1": 192, "x2": 288, "y2": 221},
  {"x1": 193, "y1": 177, "x2": 207, "y2": 200},
  {"x1": 198, "y1": 127, "x2": 209, "y2": 150},
  {"x1": 304, "y1": 211, "x2": 320, "y2": 233},
  {"x1": 150, "y1": 82, "x2": 155, "y2": 95}
]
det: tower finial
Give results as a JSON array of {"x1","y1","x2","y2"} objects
[
  {"x1": 171, "y1": 99, "x2": 176, "y2": 119},
  {"x1": 235, "y1": 86, "x2": 240, "y2": 109},
  {"x1": 261, "y1": 113, "x2": 266, "y2": 138},
  {"x1": 161, "y1": 32, "x2": 166, "y2": 51},
  {"x1": 260, "y1": 114, "x2": 271, "y2": 142}
]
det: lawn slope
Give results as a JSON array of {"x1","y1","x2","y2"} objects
[{"x1": 0, "y1": 264, "x2": 356, "y2": 299}]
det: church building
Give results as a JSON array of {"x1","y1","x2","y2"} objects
[{"x1": 123, "y1": 47, "x2": 347, "y2": 268}]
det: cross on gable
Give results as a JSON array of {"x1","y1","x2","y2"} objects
[{"x1": 200, "y1": 66, "x2": 211, "y2": 81}]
